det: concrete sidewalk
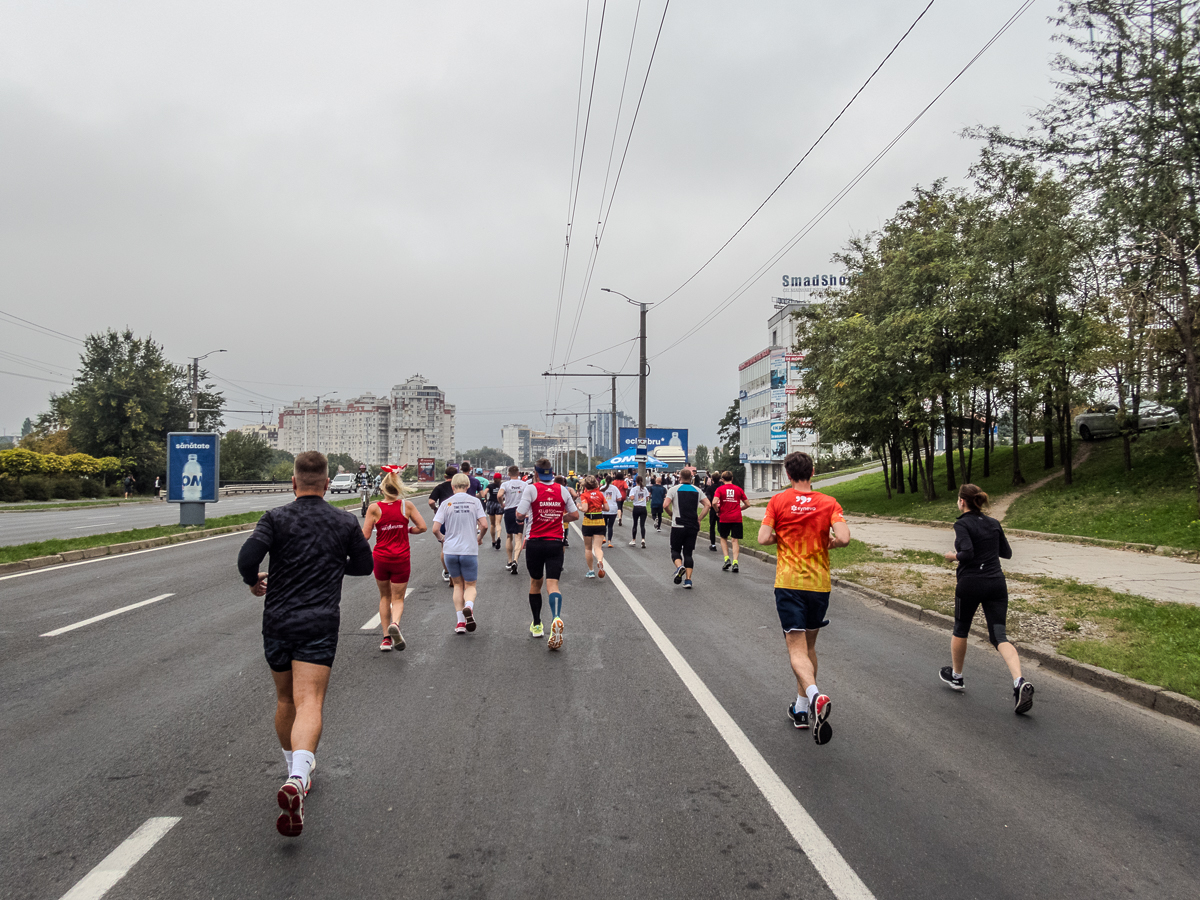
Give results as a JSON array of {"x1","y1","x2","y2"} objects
[{"x1": 742, "y1": 506, "x2": 1200, "y2": 607}]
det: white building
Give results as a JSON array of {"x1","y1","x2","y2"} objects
[
  {"x1": 236, "y1": 423, "x2": 279, "y2": 448},
  {"x1": 738, "y1": 299, "x2": 820, "y2": 492},
  {"x1": 275, "y1": 377, "x2": 455, "y2": 466},
  {"x1": 502, "y1": 422, "x2": 585, "y2": 467},
  {"x1": 502, "y1": 425, "x2": 531, "y2": 466}
]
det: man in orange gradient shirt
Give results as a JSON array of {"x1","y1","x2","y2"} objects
[{"x1": 758, "y1": 451, "x2": 850, "y2": 746}]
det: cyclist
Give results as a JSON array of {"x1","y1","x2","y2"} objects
[{"x1": 356, "y1": 464, "x2": 372, "y2": 518}]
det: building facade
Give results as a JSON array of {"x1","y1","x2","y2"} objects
[
  {"x1": 276, "y1": 377, "x2": 455, "y2": 466},
  {"x1": 738, "y1": 300, "x2": 820, "y2": 493},
  {"x1": 236, "y1": 423, "x2": 279, "y2": 448}
]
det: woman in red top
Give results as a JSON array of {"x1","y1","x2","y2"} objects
[
  {"x1": 578, "y1": 475, "x2": 609, "y2": 579},
  {"x1": 362, "y1": 466, "x2": 427, "y2": 651}
]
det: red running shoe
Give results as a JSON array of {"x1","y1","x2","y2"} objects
[
  {"x1": 811, "y1": 694, "x2": 833, "y2": 745},
  {"x1": 455, "y1": 621, "x2": 467, "y2": 635},
  {"x1": 276, "y1": 776, "x2": 305, "y2": 837}
]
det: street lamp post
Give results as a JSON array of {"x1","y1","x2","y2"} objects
[
  {"x1": 189, "y1": 350, "x2": 226, "y2": 430},
  {"x1": 311, "y1": 392, "x2": 338, "y2": 455},
  {"x1": 572, "y1": 387, "x2": 602, "y2": 471},
  {"x1": 588, "y1": 365, "x2": 620, "y2": 461},
  {"x1": 602, "y1": 288, "x2": 649, "y2": 478}
]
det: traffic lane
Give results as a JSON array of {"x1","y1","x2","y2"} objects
[
  {"x1": 0, "y1": 492, "x2": 302, "y2": 546},
  {"x1": 606, "y1": 528, "x2": 1200, "y2": 899},
  {"x1": 12, "y1": 527, "x2": 838, "y2": 900}
]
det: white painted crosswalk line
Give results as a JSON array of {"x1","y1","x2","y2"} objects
[
  {"x1": 58, "y1": 816, "x2": 180, "y2": 900},
  {"x1": 41, "y1": 594, "x2": 176, "y2": 637},
  {"x1": 360, "y1": 587, "x2": 412, "y2": 630}
]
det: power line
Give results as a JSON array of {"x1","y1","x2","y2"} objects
[
  {"x1": 0, "y1": 368, "x2": 72, "y2": 385},
  {"x1": 653, "y1": 0, "x2": 939, "y2": 313},
  {"x1": 652, "y1": 0, "x2": 1037, "y2": 358},
  {"x1": 0, "y1": 309, "x2": 85, "y2": 346}
]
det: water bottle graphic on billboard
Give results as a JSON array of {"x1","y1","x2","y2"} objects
[{"x1": 182, "y1": 454, "x2": 203, "y2": 501}]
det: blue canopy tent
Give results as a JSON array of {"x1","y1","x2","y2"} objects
[{"x1": 595, "y1": 449, "x2": 668, "y2": 471}]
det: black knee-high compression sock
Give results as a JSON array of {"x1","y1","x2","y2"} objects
[{"x1": 529, "y1": 593, "x2": 542, "y2": 625}]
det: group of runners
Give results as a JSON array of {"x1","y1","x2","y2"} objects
[{"x1": 239, "y1": 447, "x2": 1033, "y2": 837}]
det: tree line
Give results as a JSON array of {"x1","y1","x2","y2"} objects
[{"x1": 791, "y1": 1, "x2": 1200, "y2": 512}]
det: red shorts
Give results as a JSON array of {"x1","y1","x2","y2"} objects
[{"x1": 372, "y1": 553, "x2": 411, "y2": 584}]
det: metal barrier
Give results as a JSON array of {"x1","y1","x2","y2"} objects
[{"x1": 218, "y1": 482, "x2": 293, "y2": 495}]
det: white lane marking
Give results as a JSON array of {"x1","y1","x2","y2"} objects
[
  {"x1": 58, "y1": 816, "x2": 180, "y2": 900},
  {"x1": 41, "y1": 594, "x2": 175, "y2": 637},
  {"x1": 0, "y1": 531, "x2": 246, "y2": 582},
  {"x1": 571, "y1": 523, "x2": 876, "y2": 900},
  {"x1": 361, "y1": 587, "x2": 413, "y2": 629},
  {"x1": 73, "y1": 523, "x2": 117, "y2": 529}
]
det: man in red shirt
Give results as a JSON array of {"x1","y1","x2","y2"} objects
[
  {"x1": 758, "y1": 452, "x2": 850, "y2": 746},
  {"x1": 713, "y1": 470, "x2": 750, "y2": 573},
  {"x1": 515, "y1": 459, "x2": 580, "y2": 649}
]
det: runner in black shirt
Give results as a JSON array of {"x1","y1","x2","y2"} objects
[
  {"x1": 237, "y1": 450, "x2": 374, "y2": 837},
  {"x1": 428, "y1": 467, "x2": 458, "y2": 583}
]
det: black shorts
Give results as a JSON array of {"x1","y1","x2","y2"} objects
[
  {"x1": 504, "y1": 508, "x2": 523, "y2": 535},
  {"x1": 954, "y1": 578, "x2": 1009, "y2": 646},
  {"x1": 263, "y1": 631, "x2": 338, "y2": 672},
  {"x1": 581, "y1": 522, "x2": 607, "y2": 537},
  {"x1": 774, "y1": 589, "x2": 830, "y2": 633},
  {"x1": 525, "y1": 538, "x2": 564, "y2": 580},
  {"x1": 717, "y1": 521, "x2": 744, "y2": 539},
  {"x1": 486, "y1": 501, "x2": 503, "y2": 516}
]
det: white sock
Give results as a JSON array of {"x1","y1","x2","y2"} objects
[
  {"x1": 795, "y1": 693, "x2": 808, "y2": 713},
  {"x1": 283, "y1": 749, "x2": 293, "y2": 771},
  {"x1": 465, "y1": 599, "x2": 474, "y2": 610},
  {"x1": 457, "y1": 611, "x2": 466, "y2": 624},
  {"x1": 953, "y1": 671, "x2": 963, "y2": 680},
  {"x1": 806, "y1": 684, "x2": 820, "y2": 704},
  {"x1": 1014, "y1": 677, "x2": 1022, "y2": 688},
  {"x1": 289, "y1": 749, "x2": 315, "y2": 782}
]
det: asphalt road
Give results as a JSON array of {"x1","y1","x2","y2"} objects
[
  {"x1": 3, "y1": 505, "x2": 1198, "y2": 899},
  {"x1": 0, "y1": 491, "x2": 358, "y2": 546}
]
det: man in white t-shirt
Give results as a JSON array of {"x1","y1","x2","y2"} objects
[
  {"x1": 432, "y1": 473, "x2": 488, "y2": 635},
  {"x1": 498, "y1": 465, "x2": 527, "y2": 575},
  {"x1": 602, "y1": 478, "x2": 622, "y2": 548}
]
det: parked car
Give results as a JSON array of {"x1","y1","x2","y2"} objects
[
  {"x1": 1074, "y1": 403, "x2": 1180, "y2": 441},
  {"x1": 330, "y1": 472, "x2": 356, "y2": 493}
]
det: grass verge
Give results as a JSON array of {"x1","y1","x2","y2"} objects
[
  {"x1": 0, "y1": 498, "x2": 157, "y2": 513},
  {"x1": 738, "y1": 535, "x2": 1200, "y2": 701},
  {"x1": 0, "y1": 510, "x2": 266, "y2": 565},
  {"x1": 1004, "y1": 427, "x2": 1199, "y2": 550}
]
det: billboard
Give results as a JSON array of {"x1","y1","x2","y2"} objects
[
  {"x1": 770, "y1": 422, "x2": 788, "y2": 459},
  {"x1": 417, "y1": 458, "x2": 436, "y2": 483},
  {"x1": 167, "y1": 432, "x2": 220, "y2": 503},
  {"x1": 618, "y1": 428, "x2": 688, "y2": 463},
  {"x1": 770, "y1": 352, "x2": 787, "y2": 389}
]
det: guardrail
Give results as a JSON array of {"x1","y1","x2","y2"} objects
[{"x1": 218, "y1": 482, "x2": 293, "y2": 495}]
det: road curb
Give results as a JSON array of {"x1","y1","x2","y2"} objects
[
  {"x1": 0, "y1": 522, "x2": 259, "y2": 575},
  {"x1": 741, "y1": 546, "x2": 1200, "y2": 728}
]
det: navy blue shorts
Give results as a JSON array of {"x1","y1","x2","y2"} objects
[
  {"x1": 263, "y1": 631, "x2": 338, "y2": 672},
  {"x1": 774, "y1": 589, "x2": 830, "y2": 633}
]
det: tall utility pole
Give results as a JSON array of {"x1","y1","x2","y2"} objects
[
  {"x1": 313, "y1": 392, "x2": 337, "y2": 455},
  {"x1": 544, "y1": 370, "x2": 638, "y2": 463},
  {"x1": 587, "y1": 366, "x2": 620, "y2": 459},
  {"x1": 602, "y1": 288, "x2": 650, "y2": 478},
  {"x1": 189, "y1": 350, "x2": 226, "y2": 431},
  {"x1": 573, "y1": 388, "x2": 600, "y2": 468}
]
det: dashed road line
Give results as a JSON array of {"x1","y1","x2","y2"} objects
[
  {"x1": 58, "y1": 816, "x2": 180, "y2": 900},
  {"x1": 42, "y1": 594, "x2": 175, "y2": 637},
  {"x1": 573, "y1": 523, "x2": 876, "y2": 900}
]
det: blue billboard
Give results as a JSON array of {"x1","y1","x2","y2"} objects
[
  {"x1": 618, "y1": 428, "x2": 688, "y2": 464},
  {"x1": 166, "y1": 432, "x2": 220, "y2": 503}
]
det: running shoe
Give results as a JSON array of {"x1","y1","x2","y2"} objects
[
  {"x1": 547, "y1": 616, "x2": 564, "y2": 650},
  {"x1": 811, "y1": 694, "x2": 832, "y2": 745},
  {"x1": 455, "y1": 621, "x2": 467, "y2": 635},
  {"x1": 507, "y1": 561, "x2": 518, "y2": 575},
  {"x1": 597, "y1": 562, "x2": 605, "y2": 579},
  {"x1": 722, "y1": 558, "x2": 732, "y2": 572},
  {"x1": 732, "y1": 562, "x2": 739, "y2": 574},
  {"x1": 939, "y1": 667, "x2": 964, "y2": 691},
  {"x1": 463, "y1": 606, "x2": 476, "y2": 633},
  {"x1": 586, "y1": 569, "x2": 597, "y2": 578},
  {"x1": 606, "y1": 541, "x2": 613, "y2": 548},
  {"x1": 493, "y1": 538, "x2": 501, "y2": 550},
  {"x1": 379, "y1": 636, "x2": 394, "y2": 651},
  {"x1": 441, "y1": 569, "x2": 450, "y2": 583},
  {"x1": 1014, "y1": 678, "x2": 1035, "y2": 714},
  {"x1": 276, "y1": 776, "x2": 305, "y2": 837},
  {"x1": 641, "y1": 540, "x2": 646, "y2": 548},
  {"x1": 673, "y1": 565, "x2": 685, "y2": 584},
  {"x1": 683, "y1": 579, "x2": 693, "y2": 589},
  {"x1": 788, "y1": 702, "x2": 809, "y2": 730},
  {"x1": 628, "y1": 540, "x2": 637, "y2": 546},
  {"x1": 388, "y1": 622, "x2": 405, "y2": 650},
  {"x1": 710, "y1": 543, "x2": 718, "y2": 551},
  {"x1": 530, "y1": 621, "x2": 544, "y2": 639}
]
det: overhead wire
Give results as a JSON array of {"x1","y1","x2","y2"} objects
[
  {"x1": 0, "y1": 309, "x2": 85, "y2": 346},
  {"x1": 652, "y1": 0, "x2": 938, "y2": 313},
  {"x1": 652, "y1": 0, "x2": 1038, "y2": 358}
]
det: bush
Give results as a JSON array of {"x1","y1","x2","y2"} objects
[
  {"x1": 107, "y1": 484, "x2": 123, "y2": 498},
  {"x1": 22, "y1": 476, "x2": 51, "y2": 501},
  {"x1": 0, "y1": 478, "x2": 23, "y2": 503},
  {"x1": 50, "y1": 478, "x2": 82, "y2": 500},
  {"x1": 79, "y1": 478, "x2": 106, "y2": 499}
]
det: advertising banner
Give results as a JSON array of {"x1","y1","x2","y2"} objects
[
  {"x1": 770, "y1": 352, "x2": 787, "y2": 389},
  {"x1": 770, "y1": 389, "x2": 787, "y2": 420},
  {"x1": 417, "y1": 458, "x2": 436, "y2": 483},
  {"x1": 166, "y1": 433, "x2": 219, "y2": 503},
  {"x1": 770, "y1": 422, "x2": 788, "y2": 460},
  {"x1": 618, "y1": 427, "x2": 688, "y2": 463}
]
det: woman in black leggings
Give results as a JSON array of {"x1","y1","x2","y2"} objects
[
  {"x1": 939, "y1": 484, "x2": 1034, "y2": 714},
  {"x1": 627, "y1": 476, "x2": 649, "y2": 547}
]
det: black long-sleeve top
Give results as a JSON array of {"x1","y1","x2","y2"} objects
[
  {"x1": 952, "y1": 511, "x2": 1012, "y2": 583},
  {"x1": 237, "y1": 495, "x2": 374, "y2": 639}
]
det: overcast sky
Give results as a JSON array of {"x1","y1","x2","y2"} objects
[{"x1": 0, "y1": 1, "x2": 1060, "y2": 453}]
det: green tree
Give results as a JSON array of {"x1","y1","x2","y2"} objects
[
  {"x1": 38, "y1": 329, "x2": 223, "y2": 486},
  {"x1": 326, "y1": 452, "x2": 358, "y2": 477},
  {"x1": 271, "y1": 460, "x2": 296, "y2": 482},
  {"x1": 220, "y1": 431, "x2": 275, "y2": 481},
  {"x1": 20, "y1": 418, "x2": 33, "y2": 437},
  {"x1": 694, "y1": 444, "x2": 709, "y2": 470},
  {"x1": 458, "y1": 447, "x2": 515, "y2": 470},
  {"x1": 712, "y1": 401, "x2": 745, "y2": 486}
]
